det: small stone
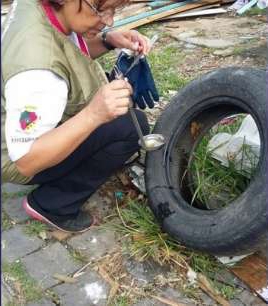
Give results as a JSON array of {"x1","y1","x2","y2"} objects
[
  {"x1": 21, "y1": 242, "x2": 80, "y2": 289},
  {"x1": 3, "y1": 197, "x2": 30, "y2": 223},
  {"x1": 213, "y1": 48, "x2": 234, "y2": 57},
  {"x1": 185, "y1": 43, "x2": 197, "y2": 49},
  {"x1": 54, "y1": 269, "x2": 110, "y2": 306},
  {"x1": 67, "y1": 227, "x2": 118, "y2": 261},
  {"x1": 2, "y1": 226, "x2": 43, "y2": 263}
]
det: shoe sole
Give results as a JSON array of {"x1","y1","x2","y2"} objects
[{"x1": 22, "y1": 198, "x2": 95, "y2": 233}]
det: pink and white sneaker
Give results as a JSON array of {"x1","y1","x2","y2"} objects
[{"x1": 23, "y1": 198, "x2": 95, "y2": 233}]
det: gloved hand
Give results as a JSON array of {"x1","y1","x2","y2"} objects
[{"x1": 110, "y1": 51, "x2": 159, "y2": 109}]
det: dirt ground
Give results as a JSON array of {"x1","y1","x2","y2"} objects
[
  {"x1": 163, "y1": 14, "x2": 267, "y2": 75},
  {"x1": 142, "y1": 11, "x2": 267, "y2": 127}
]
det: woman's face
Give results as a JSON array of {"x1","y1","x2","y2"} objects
[{"x1": 57, "y1": 0, "x2": 122, "y2": 35}]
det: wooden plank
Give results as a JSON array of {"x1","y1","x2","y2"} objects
[
  {"x1": 231, "y1": 253, "x2": 268, "y2": 303},
  {"x1": 160, "y1": 3, "x2": 221, "y2": 18},
  {"x1": 114, "y1": 3, "x2": 150, "y2": 21},
  {"x1": 159, "y1": 7, "x2": 226, "y2": 20},
  {"x1": 110, "y1": 0, "x2": 221, "y2": 30},
  {"x1": 148, "y1": 0, "x2": 174, "y2": 8}
]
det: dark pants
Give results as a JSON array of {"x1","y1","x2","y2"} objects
[{"x1": 27, "y1": 110, "x2": 149, "y2": 219}]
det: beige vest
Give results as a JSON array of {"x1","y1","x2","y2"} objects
[{"x1": 1, "y1": 0, "x2": 108, "y2": 184}]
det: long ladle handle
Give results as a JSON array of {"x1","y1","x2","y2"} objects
[
  {"x1": 128, "y1": 106, "x2": 146, "y2": 149},
  {"x1": 112, "y1": 69, "x2": 146, "y2": 149}
]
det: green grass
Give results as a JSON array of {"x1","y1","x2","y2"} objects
[
  {"x1": 2, "y1": 261, "x2": 43, "y2": 303},
  {"x1": 98, "y1": 51, "x2": 117, "y2": 72},
  {"x1": 107, "y1": 198, "x2": 238, "y2": 300},
  {"x1": 24, "y1": 220, "x2": 48, "y2": 237},
  {"x1": 232, "y1": 46, "x2": 247, "y2": 56},
  {"x1": 110, "y1": 295, "x2": 130, "y2": 306},
  {"x1": 1, "y1": 186, "x2": 36, "y2": 200},
  {"x1": 188, "y1": 115, "x2": 258, "y2": 208},
  {"x1": 2, "y1": 210, "x2": 13, "y2": 231},
  {"x1": 137, "y1": 23, "x2": 160, "y2": 37},
  {"x1": 148, "y1": 45, "x2": 189, "y2": 97}
]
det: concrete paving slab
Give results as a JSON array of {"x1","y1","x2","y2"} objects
[
  {"x1": 3, "y1": 197, "x2": 30, "y2": 223},
  {"x1": 1, "y1": 278, "x2": 14, "y2": 306},
  {"x1": 133, "y1": 298, "x2": 164, "y2": 306},
  {"x1": 21, "y1": 242, "x2": 80, "y2": 290},
  {"x1": 26, "y1": 298, "x2": 55, "y2": 306},
  {"x1": 2, "y1": 226, "x2": 43, "y2": 263},
  {"x1": 2, "y1": 183, "x2": 34, "y2": 195},
  {"x1": 54, "y1": 269, "x2": 110, "y2": 306},
  {"x1": 133, "y1": 287, "x2": 195, "y2": 306},
  {"x1": 67, "y1": 227, "x2": 118, "y2": 261}
]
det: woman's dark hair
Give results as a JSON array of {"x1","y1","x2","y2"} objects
[{"x1": 44, "y1": 0, "x2": 129, "y2": 12}]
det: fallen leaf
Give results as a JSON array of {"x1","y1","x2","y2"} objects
[{"x1": 50, "y1": 230, "x2": 72, "y2": 241}]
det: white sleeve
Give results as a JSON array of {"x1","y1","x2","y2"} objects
[{"x1": 5, "y1": 70, "x2": 68, "y2": 162}]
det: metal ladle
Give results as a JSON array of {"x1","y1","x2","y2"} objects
[
  {"x1": 128, "y1": 106, "x2": 165, "y2": 151},
  {"x1": 114, "y1": 69, "x2": 165, "y2": 152},
  {"x1": 113, "y1": 34, "x2": 165, "y2": 151}
]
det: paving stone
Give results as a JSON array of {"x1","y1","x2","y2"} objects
[
  {"x1": 133, "y1": 297, "x2": 164, "y2": 306},
  {"x1": 181, "y1": 37, "x2": 236, "y2": 49},
  {"x1": 198, "y1": 292, "x2": 216, "y2": 306},
  {"x1": 3, "y1": 197, "x2": 30, "y2": 223},
  {"x1": 236, "y1": 289, "x2": 266, "y2": 305},
  {"x1": 67, "y1": 227, "x2": 118, "y2": 261},
  {"x1": 26, "y1": 298, "x2": 55, "y2": 306},
  {"x1": 133, "y1": 287, "x2": 195, "y2": 306},
  {"x1": 21, "y1": 242, "x2": 80, "y2": 289},
  {"x1": 1, "y1": 278, "x2": 14, "y2": 306},
  {"x1": 2, "y1": 183, "x2": 34, "y2": 194},
  {"x1": 158, "y1": 287, "x2": 195, "y2": 305},
  {"x1": 124, "y1": 257, "x2": 170, "y2": 285},
  {"x1": 214, "y1": 269, "x2": 248, "y2": 289},
  {"x1": 2, "y1": 226, "x2": 43, "y2": 263},
  {"x1": 54, "y1": 269, "x2": 110, "y2": 306},
  {"x1": 230, "y1": 299, "x2": 246, "y2": 306}
]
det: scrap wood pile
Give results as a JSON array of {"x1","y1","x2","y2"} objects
[{"x1": 112, "y1": 0, "x2": 234, "y2": 30}]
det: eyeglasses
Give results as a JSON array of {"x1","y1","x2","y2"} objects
[{"x1": 82, "y1": 0, "x2": 115, "y2": 20}]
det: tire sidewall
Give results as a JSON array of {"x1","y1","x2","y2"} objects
[{"x1": 145, "y1": 67, "x2": 267, "y2": 255}]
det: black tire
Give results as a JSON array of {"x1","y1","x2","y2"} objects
[{"x1": 145, "y1": 67, "x2": 267, "y2": 255}]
